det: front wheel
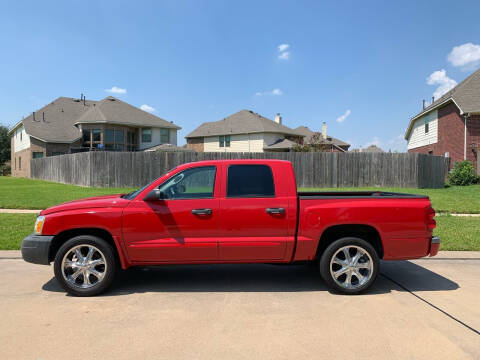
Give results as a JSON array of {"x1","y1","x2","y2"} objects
[
  {"x1": 53, "y1": 235, "x2": 117, "y2": 297},
  {"x1": 319, "y1": 237, "x2": 379, "y2": 294}
]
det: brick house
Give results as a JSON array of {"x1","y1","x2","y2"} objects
[
  {"x1": 9, "y1": 96, "x2": 181, "y2": 177},
  {"x1": 405, "y1": 69, "x2": 480, "y2": 174},
  {"x1": 185, "y1": 110, "x2": 304, "y2": 152}
]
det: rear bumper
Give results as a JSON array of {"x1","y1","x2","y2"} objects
[
  {"x1": 21, "y1": 234, "x2": 54, "y2": 265},
  {"x1": 429, "y1": 236, "x2": 440, "y2": 257}
]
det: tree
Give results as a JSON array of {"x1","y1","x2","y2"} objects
[
  {"x1": 293, "y1": 132, "x2": 329, "y2": 152},
  {"x1": 0, "y1": 125, "x2": 10, "y2": 167}
]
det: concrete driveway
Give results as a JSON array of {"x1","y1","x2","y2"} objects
[{"x1": 0, "y1": 251, "x2": 479, "y2": 360}]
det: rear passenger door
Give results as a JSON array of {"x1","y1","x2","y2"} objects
[{"x1": 218, "y1": 164, "x2": 290, "y2": 261}]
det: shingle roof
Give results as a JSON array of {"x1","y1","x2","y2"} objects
[
  {"x1": 9, "y1": 97, "x2": 98, "y2": 143},
  {"x1": 263, "y1": 138, "x2": 298, "y2": 150},
  {"x1": 185, "y1": 110, "x2": 302, "y2": 138},
  {"x1": 294, "y1": 126, "x2": 350, "y2": 147},
  {"x1": 9, "y1": 96, "x2": 180, "y2": 143},
  {"x1": 75, "y1": 96, "x2": 180, "y2": 129},
  {"x1": 405, "y1": 68, "x2": 480, "y2": 138}
]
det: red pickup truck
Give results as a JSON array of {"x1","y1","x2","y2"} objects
[{"x1": 21, "y1": 159, "x2": 439, "y2": 296}]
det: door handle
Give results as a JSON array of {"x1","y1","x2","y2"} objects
[
  {"x1": 191, "y1": 208, "x2": 212, "y2": 215},
  {"x1": 266, "y1": 207, "x2": 285, "y2": 214}
]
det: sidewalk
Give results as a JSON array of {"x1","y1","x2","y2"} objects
[{"x1": 0, "y1": 209, "x2": 39, "y2": 214}]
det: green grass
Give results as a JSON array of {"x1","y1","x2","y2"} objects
[
  {"x1": 0, "y1": 177, "x2": 135, "y2": 210},
  {"x1": 1, "y1": 214, "x2": 478, "y2": 251},
  {"x1": 0, "y1": 214, "x2": 37, "y2": 250},
  {"x1": 299, "y1": 185, "x2": 480, "y2": 214},
  {"x1": 434, "y1": 216, "x2": 480, "y2": 251}
]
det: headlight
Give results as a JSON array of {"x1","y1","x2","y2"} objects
[{"x1": 34, "y1": 216, "x2": 45, "y2": 235}]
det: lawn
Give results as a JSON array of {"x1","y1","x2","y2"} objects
[
  {"x1": 0, "y1": 213, "x2": 478, "y2": 251},
  {"x1": 300, "y1": 185, "x2": 480, "y2": 214},
  {"x1": 0, "y1": 177, "x2": 135, "y2": 210},
  {"x1": 0, "y1": 214, "x2": 36, "y2": 250},
  {"x1": 1, "y1": 176, "x2": 479, "y2": 214}
]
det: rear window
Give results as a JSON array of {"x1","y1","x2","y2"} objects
[{"x1": 227, "y1": 165, "x2": 275, "y2": 197}]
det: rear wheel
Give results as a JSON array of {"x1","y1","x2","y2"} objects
[
  {"x1": 319, "y1": 237, "x2": 379, "y2": 294},
  {"x1": 53, "y1": 235, "x2": 117, "y2": 297}
]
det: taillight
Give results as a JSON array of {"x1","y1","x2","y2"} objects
[{"x1": 427, "y1": 206, "x2": 436, "y2": 230}]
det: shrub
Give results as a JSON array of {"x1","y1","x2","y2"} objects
[
  {"x1": 448, "y1": 161, "x2": 479, "y2": 186},
  {"x1": 0, "y1": 164, "x2": 10, "y2": 176}
]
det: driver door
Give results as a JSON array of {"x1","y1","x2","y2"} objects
[{"x1": 122, "y1": 166, "x2": 220, "y2": 263}]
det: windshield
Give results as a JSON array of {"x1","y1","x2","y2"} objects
[{"x1": 121, "y1": 167, "x2": 178, "y2": 200}]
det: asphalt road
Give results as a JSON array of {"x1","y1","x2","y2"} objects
[{"x1": 0, "y1": 251, "x2": 479, "y2": 360}]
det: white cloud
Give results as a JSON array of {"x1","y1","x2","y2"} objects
[
  {"x1": 426, "y1": 69, "x2": 457, "y2": 99},
  {"x1": 336, "y1": 109, "x2": 351, "y2": 123},
  {"x1": 255, "y1": 88, "x2": 283, "y2": 96},
  {"x1": 277, "y1": 43, "x2": 290, "y2": 60},
  {"x1": 447, "y1": 43, "x2": 480, "y2": 69},
  {"x1": 105, "y1": 86, "x2": 127, "y2": 94},
  {"x1": 140, "y1": 104, "x2": 155, "y2": 113}
]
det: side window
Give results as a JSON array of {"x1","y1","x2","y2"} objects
[
  {"x1": 159, "y1": 166, "x2": 216, "y2": 199},
  {"x1": 227, "y1": 165, "x2": 275, "y2": 198},
  {"x1": 219, "y1": 136, "x2": 225, "y2": 147},
  {"x1": 142, "y1": 128, "x2": 152, "y2": 143}
]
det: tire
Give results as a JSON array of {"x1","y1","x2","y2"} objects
[
  {"x1": 53, "y1": 235, "x2": 117, "y2": 297},
  {"x1": 319, "y1": 237, "x2": 379, "y2": 295}
]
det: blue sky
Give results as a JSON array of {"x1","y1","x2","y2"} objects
[{"x1": 1, "y1": 0, "x2": 479, "y2": 150}]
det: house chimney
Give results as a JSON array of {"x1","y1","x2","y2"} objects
[
  {"x1": 274, "y1": 113, "x2": 282, "y2": 124},
  {"x1": 432, "y1": 96, "x2": 435, "y2": 103},
  {"x1": 322, "y1": 122, "x2": 327, "y2": 139},
  {"x1": 422, "y1": 99, "x2": 426, "y2": 109}
]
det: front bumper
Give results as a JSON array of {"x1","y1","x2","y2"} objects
[
  {"x1": 429, "y1": 236, "x2": 440, "y2": 257},
  {"x1": 21, "y1": 234, "x2": 54, "y2": 265}
]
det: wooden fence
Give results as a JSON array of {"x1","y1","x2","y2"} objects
[{"x1": 30, "y1": 151, "x2": 449, "y2": 188}]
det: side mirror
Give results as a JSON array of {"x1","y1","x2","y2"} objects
[{"x1": 144, "y1": 188, "x2": 165, "y2": 201}]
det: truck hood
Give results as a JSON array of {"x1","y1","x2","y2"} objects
[{"x1": 40, "y1": 194, "x2": 129, "y2": 216}]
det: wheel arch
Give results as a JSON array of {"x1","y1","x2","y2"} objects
[
  {"x1": 315, "y1": 224, "x2": 384, "y2": 260},
  {"x1": 49, "y1": 228, "x2": 128, "y2": 269}
]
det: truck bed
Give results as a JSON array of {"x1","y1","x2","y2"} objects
[{"x1": 298, "y1": 191, "x2": 428, "y2": 199}]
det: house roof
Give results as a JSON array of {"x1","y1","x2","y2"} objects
[
  {"x1": 143, "y1": 143, "x2": 193, "y2": 152},
  {"x1": 405, "y1": 68, "x2": 480, "y2": 139},
  {"x1": 263, "y1": 138, "x2": 298, "y2": 150},
  {"x1": 8, "y1": 97, "x2": 98, "y2": 143},
  {"x1": 75, "y1": 96, "x2": 181, "y2": 129},
  {"x1": 9, "y1": 96, "x2": 180, "y2": 143},
  {"x1": 185, "y1": 109, "x2": 302, "y2": 138},
  {"x1": 350, "y1": 145, "x2": 384, "y2": 153},
  {"x1": 294, "y1": 126, "x2": 350, "y2": 147}
]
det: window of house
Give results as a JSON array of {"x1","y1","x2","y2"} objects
[
  {"x1": 127, "y1": 131, "x2": 137, "y2": 151},
  {"x1": 142, "y1": 128, "x2": 152, "y2": 143},
  {"x1": 20, "y1": 131, "x2": 22, "y2": 141},
  {"x1": 32, "y1": 152, "x2": 43, "y2": 159},
  {"x1": 160, "y1": 128, "x2": 169, "y2": 144},
  {"x1": 219, "y1": 135, "x2": 230, "y2": 147},
  {"x1": 105, "y1": 129, "x2": 114, "y2": 150},
  {"x1": 92, "y1": 129, "x2": 101, "y2": 142},
  {"x1": 83, "y1": 129, "x2": 91, "y2": 144},
  {"x1": 425, "y1": 122, "x2": 429, "y2": 134},
  {"x1": 158, "y1": 166, "x2": 216, "y2": 200},
  {"x1": 114, "y1": 130, "x2": 124, "y2": 151},
  {"x1": 428, "y1": 151, "x2": 433, "y2": 155},
  {"x1": 227, "y1": 165, "x2": 275, "y2": 197},
  {"x1": 19, "y1": 157, "x2": 21, "y2": 169}
]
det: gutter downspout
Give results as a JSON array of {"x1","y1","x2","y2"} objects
[{"x1": 464, "y1": 114, "x2": 469, "y2": 160}]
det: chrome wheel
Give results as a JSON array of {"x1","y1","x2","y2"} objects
[
  {"x1": 61, "y1": 245, "x2": 107, "y2": 289},
  {"x1": 329, "y1": 245, "x2": 373, "y2": 290}
]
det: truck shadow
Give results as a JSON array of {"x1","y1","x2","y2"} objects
[{"x1": 42, "y1": 260, "x2": 459, "y2": 296}]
